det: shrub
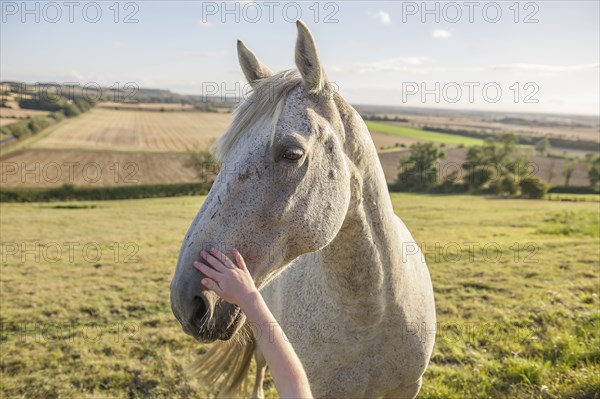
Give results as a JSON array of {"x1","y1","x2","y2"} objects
[
  {"x1": 520, "y1": 177, "x2": 548, "y2": 199},
  {"x1": 49, "y1": 111, "x2": 65, "y2": 122},
  {"x1": 584, "y1": 154, "x2": 600, "y2": 190},
  {"x1": 437, "y1": 171, "x2": 469, "y2": 194},
  {"x1": 395, "y1": 142, "x2": 445, "y2": 192},
  {"x1": 3, "y1": 121, "x2": 31, "y2": 139},
  {"x1": 464, "y1": 165, "x2": 496, "y2": 191},
  {"x1": 27, "y1": 116, "x2": 52, "y2": 134},
  {"x1": 500, "y1": 174, "x2": 520, "y2": 196},
  {"x1": 462, "y1": 134, "x2": 522, "y2": 192},
  {"x1": 63, "y1": 103, "x2": 80, "y2": 117},
  {"x1": 490, "y1": 173, "x2": 519, "y2": 196}
]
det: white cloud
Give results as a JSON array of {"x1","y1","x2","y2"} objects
[
  {"x1": 370, "y1": 10, "x2": 391, "y2": 25},
  {"x1": 197, "y1": 19, "x2": 212, "y2": 29},
  {"x1": 469, "y1": 63, "x2": 600, "y2": 72},
  {"x1": 432, "y1": 29, "x2": 452, "y2": 39}
]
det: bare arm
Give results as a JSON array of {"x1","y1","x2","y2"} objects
[{"x1": 194, "y1": 248, "x2": 313, "y2": 399}]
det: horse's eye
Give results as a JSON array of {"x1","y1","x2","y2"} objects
[{"x1": 282, "y1": 147, "x2": 304, "y2": 161}]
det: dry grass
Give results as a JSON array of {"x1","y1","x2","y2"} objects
[
  {"x1": 97, "y1": 102, "x2": 196, "y2": 111},
  {"x1": 0, "y1": 108, "x2": 50, "y2": 119},
  {"x1": 0, "y1": 119, "x2": 20, "y2": 127},
  {"x1": 370, "y1": 130, "x2": 418, "y2": 150},
  {"x1": 32, "y1": 108, "x2": 231, "y2": 153},
  {"x1": 0, "y1": 148, "x2": 200, "y2": 187}
]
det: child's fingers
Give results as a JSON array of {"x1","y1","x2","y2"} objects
[
  {"x1": 200, "y1": 250, "x2": 228, "y2": 272},
  {"x1": 193, "y1": 261, "x2": 202, "y2": 272},
  {"x1": 194, "y1": 261, "x2": 222, "y2": 280},
  {"x1": 210, "y1": 248, "x2": 236, "y2": 269},
  {"x1": 201, "y1": 278, "x2": 223, "y2": 295},
  {"x1": 232, "y1": 248, "x2": 248, "y2": 271}
]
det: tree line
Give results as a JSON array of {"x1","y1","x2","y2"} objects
[
  {"x1": 0, "y1": 95, "x2": 95, "y2": 142},
  {"x1": 393, "y1": 135, "x2": 599, "y2": 199}
]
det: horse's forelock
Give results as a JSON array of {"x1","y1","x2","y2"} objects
[{"x1": 213, "y1": 69, "x2": 303, "y2": 163}]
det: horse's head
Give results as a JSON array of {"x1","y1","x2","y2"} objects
[{"x1": 170, "y1": 21, "x2": 357, "y2": 342}]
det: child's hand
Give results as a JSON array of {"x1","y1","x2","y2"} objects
[
  {"x1": 193, "y1": 247, "x2": 258, "y2": 307},
  {"x1": 195, "y1": 248, "x2": 313, "y2": 399}
]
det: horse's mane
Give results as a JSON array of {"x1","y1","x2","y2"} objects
[{"x1": 213, "y1": 69, "x2": 302, "y2": 162}]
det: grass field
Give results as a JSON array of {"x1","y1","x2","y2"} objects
[
  {"x1": 31, "y1": 108, "x2": 231, "y2": 153},
  {"x1": 366, "y1": 121, "x2": 484, "y2": 147},
  {"x1": 1, "y1": 194, "x2": 598, "y2": 398},
  {"x1": 0, "y1": 148, "x2": 198, "y2": 187}
]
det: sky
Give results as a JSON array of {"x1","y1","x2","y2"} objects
[{"x1": 1, "y1": 0, "x2": 599, "y2": 115}]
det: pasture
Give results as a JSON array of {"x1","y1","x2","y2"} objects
[
  {"x1": 1, "y1": 194, "x2": 597, "y2": 398},
  {"x1": 365, "y1": 121, "x2": 484, "y2": 147},
  {"x1": 362, "y1": 113, "x2": 600, "y2": 144}
]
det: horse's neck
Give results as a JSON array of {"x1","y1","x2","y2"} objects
[{"x1": 319, "y1": 112, "x2": 403, "y2": 326}]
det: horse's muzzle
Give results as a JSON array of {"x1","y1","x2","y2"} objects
[{"x1": 171, "y1": 283, "x2": 244, "y2": 342}]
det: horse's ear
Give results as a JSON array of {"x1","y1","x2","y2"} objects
[
  {"x1": 295, "y1": 20, "x2": 327, "y2": 94},
  {"x1": 237, "y1": 40, "x2": 273, "y2": 86}
]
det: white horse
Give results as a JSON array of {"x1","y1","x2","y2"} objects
[{"x1": 170, "y1": 21, "x2": 436, "y2": 399}]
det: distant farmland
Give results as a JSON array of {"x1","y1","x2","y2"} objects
[
  {"x1": 1, "y1": 107, "x2": 593, "y2": 189},
  {"x1": 0, "y1": 108, "x2": 51, "y2": 127},
  {"x1": 0, "y1": 149, "x2": 199, "y2": 187},
  {"x1": 365, "y1": 121, "x2": 484, "y2": 147},
  {"x1": 1, "y1": 108, "x2": 231, "y2": 187},
  {"x1": 97, "y1": 102, "x2": 196, "y2": 112},
  {"x1": 1, "y1": 107, "x2": 434, "y2": 188},
  {"x1": 31, "y1": 108, "x2": 231, "y2": 152}
]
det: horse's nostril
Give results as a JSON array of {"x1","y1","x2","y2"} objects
[{"x1": 192, "y1": 296, "x2": 209, "y2": 329}]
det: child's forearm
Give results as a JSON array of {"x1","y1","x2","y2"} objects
[
  {"x1": 194, "y1": 248, "x2": 312, "y2": 398},
  {"x1": 241, "y1": 292, "x2": 313, "y2": 399}
]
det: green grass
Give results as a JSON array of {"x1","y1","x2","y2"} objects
[
  {"x1": 1, "y1": 194, "x2": 598, "y2": 398},
  {"x1": 537, "y1": 210, "x2": 599, "y2": 237},
  {"x1": 366, "y1": 121, "x2": 484, "y2": 147},
  {"x1": 548, "y1": 193, "x2": 600, "y2": 203},
  {"x1": 0, "y1": 115, "x2": 71, "y2": 157}
]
